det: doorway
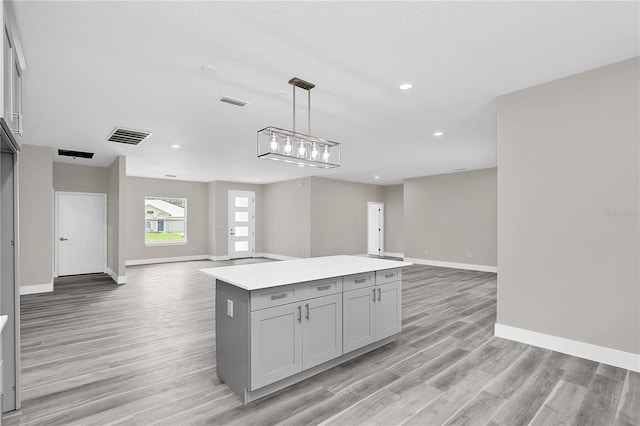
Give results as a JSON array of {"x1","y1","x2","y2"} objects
[
  {"x1": 55, "y1": 192, "x2": 106, "y2": 276},
  {"x1": 228, "y1": 190, "x2": 255, "y2": 259},
  {"x1": 367, "y1": 202, "x2": 384, "y2": 256}
]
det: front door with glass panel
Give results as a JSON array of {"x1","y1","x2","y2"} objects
[{"x1": 228, "y1": 190, "x2": 255, "y2": 259}]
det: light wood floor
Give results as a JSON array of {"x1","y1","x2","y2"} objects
[{"x1": 3, "y1": 259, "x2": 638, "y2": 426}]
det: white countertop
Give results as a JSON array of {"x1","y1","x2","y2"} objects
[{"x1": 200, "y1": 255, "x2": 412, "y2": 291}]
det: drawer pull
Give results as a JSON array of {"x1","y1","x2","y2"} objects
[
  {"x1": 270, "y1": 293, "x2": 287, "y2": 300},
  {"x1": 372, "y1": 288, "x2": 376, "y2": 302},
  {"x1": 306, "y1": 303, "x2": 310, "y2": 320},
  {"x1": 297, "y1": 305, "x2": 302, "y2": 322},
  {"x1": 355, "y1": 278, "x2": 368, "y2": 284},
  {"x1": 378, "y1": 287, "x2": 382, "y2": 301},
  {"x1": 384, "y1": 273, "x2": 396, "y2": 278},
  {"x1": 317, "y1": 284, "x2": 332, "y2": 291}
]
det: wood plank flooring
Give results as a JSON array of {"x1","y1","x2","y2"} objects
[{"x1": 3, "y1": 259, "x2": 638, "y2": 425}]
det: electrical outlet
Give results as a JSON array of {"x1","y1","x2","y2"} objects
[
  {"x1": 227, "y1": 299, "x2": 233, "y2": 318},
  {"x1": 424, "y1": 249, "x2": 429, "y2": 255},
  {"x1": 466, "y1": 251, "x2": 472, "y2": 258}
]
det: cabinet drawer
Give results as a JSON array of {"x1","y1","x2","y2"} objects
[
  {"x1": 376, "y1": 268, "x2": 402, "y2": 285},
  {"x1": 300, "y1": 277, "x2": 343, "y2": 299},
  {"x1": 343, "y1": 272, "x2": 374, "y2": 292},
  {"x1": 250, "y1": 285, "x2": 301, "y2": 311}
]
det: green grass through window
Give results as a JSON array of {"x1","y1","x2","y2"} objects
[{"x1": 145, "y1": 232, "x2": 185, "y2": 243}]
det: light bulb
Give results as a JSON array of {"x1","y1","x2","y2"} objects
[
  {"x1": 322, "y1": 146, "x2": 330, "y2": 162},
  {"x1": 311, "y1": 144, "x2": 319, "y2": 160},
  {"x1": 298, "y1": 140, "x2": 306, "y2": 156},
  {"x1": 284, "y1": 137, "x2": 292, "y2": 154},
  {"x1": 270, "y1": 134, "x2": 278, "y2": 151}
]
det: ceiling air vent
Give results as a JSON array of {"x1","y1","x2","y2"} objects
[
  {"x1": 219, "y1": 96, "x2": 248, "y2": 107},
  {"x1": 58, "y1": 149, "x2": 94, "y2": 159},
  {"x1": 107, "y1": 127, "x2": 152, "y2": 145}
]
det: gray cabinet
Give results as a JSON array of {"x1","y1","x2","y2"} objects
[
  {"x1": 250, "y1": 301, "x2": 303, "y2": 390},
  {"x1": 1, "y1": 1, "x2": 24, "y2": 150},
  {"x1": 343, "y1": 279, "x2": 402, "y2": 353},
  {"x1": 302, "y1": 293, "x2": 342, "y2": 369},
  {"x1": 250, "y1": 292, "x2": 342, "y2": 390}
]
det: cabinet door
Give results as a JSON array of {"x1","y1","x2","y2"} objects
[
  {"x1": 250, "y1": 302, "x2": 302, "y2": 390},
  {"x1": 2, "y1": 23, "x2": 13, "y2": 129},
  {"x1": 375, "y1": 281, "x2": 402, "y2": 341},
  {"x1": 11, "y1": 51, "x2": 20, "y2": 137},
  {"x1": 302, "y1": 293, "x2": 342, "y2": 370},
  {"x1": 343, "y1": 286, "x2": 376, "y2": 353}
]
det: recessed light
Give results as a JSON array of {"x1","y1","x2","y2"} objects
[
  {"x1": 433, "y1": 131, "x2": 444, "y2": 137},
  {"x1": 170, "y1": 144, "x2": 181, "y2": 149},
  {"x1": 374, "y1": 175, "x2": 380, "y2": 180},
  {"x1": 201, "y1": 65, "x2": 217, "y2": 73},
  {"x1": 398, "y1": 83, "x2": 413, "y2": 91},
  {"x1": 453, "y1": 168, "x2": 467, "y2": 172}
]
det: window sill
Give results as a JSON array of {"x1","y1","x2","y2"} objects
[{"x1": 145, "y1": 242, "x2": 188, "y2": 247}]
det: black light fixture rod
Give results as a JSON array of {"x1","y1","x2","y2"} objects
[{"x1": 289, "y1": 77, "x2": 315, "y2": 135}]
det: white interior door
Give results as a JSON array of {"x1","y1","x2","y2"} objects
[
  {"x1": 367, "y1": 202, "x2": 384, "y2": 256},
  {"x1": 228, "y1": 190, "x2": 255, "y2": 259},
  {"x1": 56, "y1": 192, "x2": 106, "y2": 276}
]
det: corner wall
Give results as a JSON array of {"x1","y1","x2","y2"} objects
[
  {"x1": 404, "y1": 168, "x2": 497, "y2": 270},
  {"x1": 496, "y1": 58, "x2": 639, "y2": 365},
  {"x1": 383, "y1": 184, "x2": 404, "y2": 256},
  {"x1": 107, "y1": 156, "x2": 126, "y2": 282},
  {"x1": 18, "y1": 145, "x2": 53, "y2": 293},
  {"x1": 309, "y1": 177, "x2": 384, "y2": 257},
  {"x1": 262, "y1": 177, "x2": 310, "y2": 258}
]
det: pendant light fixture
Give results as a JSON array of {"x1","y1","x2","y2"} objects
[{"x1": 257, "y1": 77, "x2": 341, "y2": 168}]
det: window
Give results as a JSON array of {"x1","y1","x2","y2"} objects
[{"x1": 144, "y1": 197, "x2": 187, "y2": 244}]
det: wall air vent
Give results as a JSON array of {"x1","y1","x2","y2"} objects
[
  {"x1": 219, "y1": 96, "x2": 248, "y2": 107},
  {"x1": 107, "y1": 127, "x2": 152, "y2": 145},
  {"x1": 58, "y1": 149, "x2": 94, "y2": 159}
]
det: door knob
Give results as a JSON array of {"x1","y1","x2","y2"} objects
[{"x1": 60, "y1": 237, "x2": 68, "y2": 241}]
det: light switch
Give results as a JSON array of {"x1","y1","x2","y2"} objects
[{"x1": 227, "y1": 299, "x2": 233, "y2": 317}]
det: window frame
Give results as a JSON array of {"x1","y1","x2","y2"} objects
[{"x1": 144, "y1": 196, "x2": 188, "y2": 246}]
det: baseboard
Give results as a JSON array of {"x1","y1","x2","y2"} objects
[
  {"x1": 255, "y1": 253, "x2": 301, "y2": 261},
  {"x1": 404, "y1": 257, "x2": 497, "y2": 273},
  {"x1": 383, "y1": 252, "x2": 404, "y2": 258},
  {"x1": 126, "y1": 255, "x2": 211, "y2": 266},
  {"x1": 210, "y1": 255, "x2": 230, "y2": 261},
  {"x1": 494, "y1": 323, "x2": 640, "y2": 372},
  {"x1": 105, "y1": 267, "x2": 127, "y2": 285},
  {"x1": 20, "y1": 283, "x2": 53, "y2": 295}
]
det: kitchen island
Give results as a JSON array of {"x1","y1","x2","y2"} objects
[{"x1": 201, "y1": 255, "x2": 412, "y2": 403}]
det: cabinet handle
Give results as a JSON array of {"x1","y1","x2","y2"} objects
[
  {"x1": 372, "y1": 288, "x2": 376, "y2": 302},
  {"x1": 385, "y1": 273, "x2": 396, "y2": 278},
  {"x1": 355, "y1": 278, "x2": 367, "y2": 284},
  {"x1": 378, "y1": 288, "x2": 382, "y2": 301},
  {"x1": 317, "y1": 284, "x2": 331, "y2": 291},
  {"x1": 270, "y1": 293, "x2": 287, "y2": 300},
  {"x1": 305, "y1": 303, "x2": 310, "y2": 320},
  {"x1": 297, "y1": 305, "x2": 301, "y2": 322}
]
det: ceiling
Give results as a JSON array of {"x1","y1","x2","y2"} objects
[{"x1": 12, "y1": 1, "x2": 639, "y2": 185}]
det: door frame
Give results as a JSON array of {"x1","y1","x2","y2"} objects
[
  {"x1": 54, "y1": 191, "x2": 107, "y2": 278},
  {"x1": 228, "y1": 190, "x2": 255, "y2": 259},
  {"x1": 367, "y1": 202, "x2": 384, "y2": 256}
]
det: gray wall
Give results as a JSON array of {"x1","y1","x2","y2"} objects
[
  {"x1": 310, "y1": 177, "x2": 384, "y2": 257},
  {"x1": 53, "y1": 162, "x2": 108, "y2": 194},
  {"x1": 383, "y1": 185, "x2": 404, "y2": 255},
  {"x1": 404, "y1": 168, "x2": 497, "y2": 266},
  {"x1": 107, "y1": 156, "x2": 126, "y2": 280},
  {"x1": 497, "y1": 58, "x2": 639, "y2": 354},
  {"x1": 211, "y1": 181, "x2": 263, "y2": 257},
  {"x1": 262, "y1": 177, "x2": 311, "y2": 258},
  {"x1": 125, "y1": 176, "x2": 209, "y2": 261},
  {"x1": 19, "y1": 145, "x2": 53, "y2": 288}
]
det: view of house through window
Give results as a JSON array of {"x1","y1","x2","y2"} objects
[{"x1": 144, "y1": 197, "x2": 187, "y2": 244}]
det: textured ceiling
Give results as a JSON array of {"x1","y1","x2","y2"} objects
[{"x1": 12, "y1": 1, "x2": 639, "y2": 184}]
